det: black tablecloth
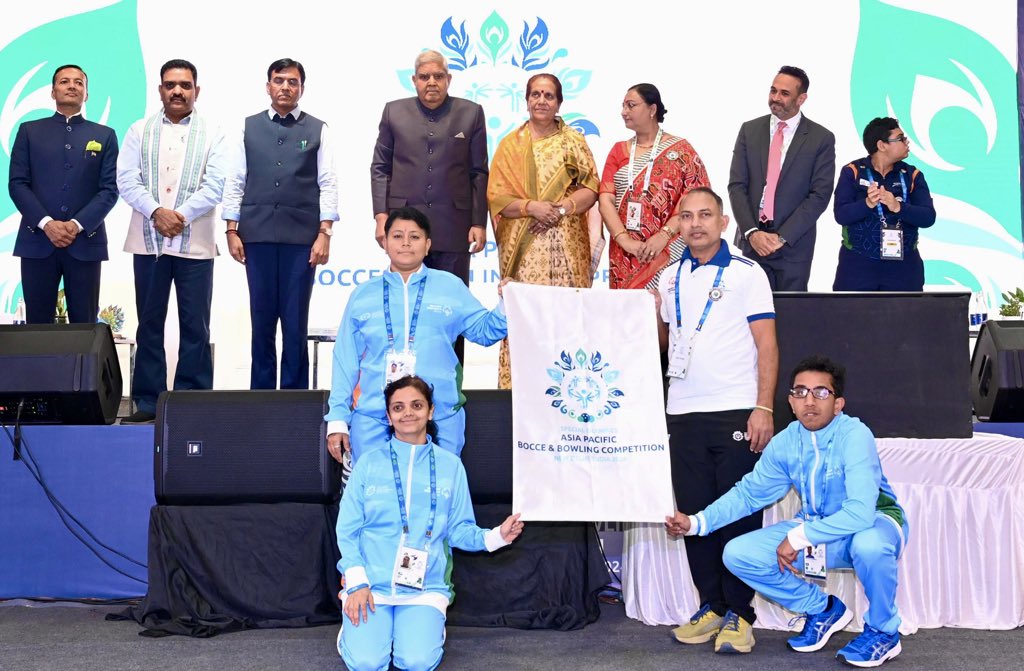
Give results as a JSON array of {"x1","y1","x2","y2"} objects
[
  {"x1": 449, "y1": 503, "x2": 609, "y2": 630},
  {"x1": 115, "y1": 501, "x2": 608, "y2": 636},
  {"x1": 114, "y1": 503, "x2": 342, "y2": 637}
]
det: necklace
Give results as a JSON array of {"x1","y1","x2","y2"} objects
[{"x1": 529, "y1": 121, "x2": 557, "y2": 140}]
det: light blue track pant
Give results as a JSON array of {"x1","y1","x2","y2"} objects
[
  {"x1": 722, "y1": 514, "x2": 907, "y2": 633},
  {"x1": 338, "y1": 603, "x2": 446, "y2": 671},
  {"x1": 350, "y1": 409, "x2": 466, "y2": 463}
]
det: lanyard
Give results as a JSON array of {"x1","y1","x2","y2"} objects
[
  {"x1": 383, "y1": 277, "x2": 427, "y2": 352},
  {"x1": 864, "y1": 165, "x2": 908, "y2": 228},
  {"x1": 674, "y1": 261, "x2": 725, "y2": 330},
  {"x1": 796, "y1": 429, "x2": 836, "y2": 520},
  {"x1": 389, "y1": 441, "x2": 437, "y2": 539},
  {"x1": 627, "y1": 128, "x2": 664, "y2": 197}
]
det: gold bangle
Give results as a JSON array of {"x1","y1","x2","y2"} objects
[
  {"x1": 660, "y1": 227, "x2": 675, "y2": 239},
  {"x1": 568, "y1": 198, "x2": 578, "y2": 215},
  {"x1": 754, "y1": 405, "x2": 774, "y2": 414},
  {"x1": 520, "y1": 200, "x2": 531, "y2": 218},
  {"x1": 613, "y1": 230, "x2": 629, "y2": 241}
]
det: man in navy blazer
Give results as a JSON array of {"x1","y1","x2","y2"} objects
[
  {"x1": 9, "y1": 64, "x2": 119, "y2": 324},
  {"x1": 728, "y1": 66, "x2": 835, "y2": 291},
  {"x1": 370, "y1": 49, "x2": 488, "y2": 286}
]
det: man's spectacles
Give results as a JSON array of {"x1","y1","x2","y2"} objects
[
  {"x1": 883, "y1": 134, "x2": 909, "y2": 144},
  {"x1": 789, "y1": 386, "x2": 836, "y2": 400}
]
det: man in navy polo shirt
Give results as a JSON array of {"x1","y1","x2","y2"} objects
[{"x1": 655, "y1": 186, "x2": 778, "y2": 654}]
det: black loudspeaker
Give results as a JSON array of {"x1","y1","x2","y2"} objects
[
  {"x1": 773, "y1": 292, "x2": 972, "y2": 438},
  {"x1": 0, "y1": 323, "x2": 122, "y2": 425},
  {"x1": 971, "y1": 320, "x2": 1024, "y2": 421},
  {"x1": 154, "y1": 390, "x2": 340, "y2": 504},
  {"x1": 462, "y1": 389, "x2": 513, "y2": 503}
]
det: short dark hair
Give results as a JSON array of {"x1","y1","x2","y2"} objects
[
  {"x1": 683, "y1": 186, "x2": 724, "y2": 213},
  {"x1": 526, "y1": 73, "x2": 563, "y2": 104},
  {"x1": 629, "y1": 83, "x2": 667, "y2": 122},
  {"x1": 160, "y1": 59, "x2": 198, "y2": 83},
  {"x1": 862, "y1": 117, "x2": 901, "y2": 155},
  {"x1": 790, "y1": 355, "x2": 846, "y2": 398},
  {"x1": 267, "y1": 58, "x2": 305, "y2": 84},
  {"x1": 777, "y1": 65, "x2": 809, "y2": 94},
  {"x1": 52, "y1": 64, "x2": 87, "y2": 87},
  {"x1": 384, "y1": 206, "x2": 432, "y2": 238},
  {"x1": 384, "y1": 375, "x2": 440, "y2": 445}
]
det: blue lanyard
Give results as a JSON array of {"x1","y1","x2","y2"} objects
[
  {"x1": 796, "y1": 429, "x2": 835, "y2": 520},
  {"x1": 864, "y1": 165, "x2": 908, "y2": 228},
  {"x1": 674, "y1": 261, "x2": 725, "y2": 329},
  {"x1": 383, "y1": 277, "x2": 427, "y2": 352},
  {"x1": 389, "y1": 441, "x2": 437, "y2": 539}
]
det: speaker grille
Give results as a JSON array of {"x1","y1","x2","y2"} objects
[
  {"x1": 0, "y1": 324, "x2": 121, "y2": 424},
  {"x1": 156, "y1": 390, "x2": 339, "y2": 504},
  {"x1": 462, "y1": 390, "x2": 514, "y2": 503}
]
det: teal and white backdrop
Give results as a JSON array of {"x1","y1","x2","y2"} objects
[{"x1": 1, "y1": 0, "x2": 1021, "y2": 389}]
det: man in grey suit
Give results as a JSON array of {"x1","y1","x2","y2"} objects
[
  {"x1": 370, "y1": 49, "x2": 488, "y2": 285},
  {"x1": 728, "y1": 66, "x2": 835, "y2": 291}
]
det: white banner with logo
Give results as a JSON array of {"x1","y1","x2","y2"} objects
[{"x1": 505, "y1": 283, "x2": 674, "y2": 522}]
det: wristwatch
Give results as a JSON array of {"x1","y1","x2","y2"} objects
[
  {"x1": 558, "y1": 206, "x2": 567, "y2": 217},
  {"x1": 319, "y1": 227, "x2": 333, "y2": 238}
]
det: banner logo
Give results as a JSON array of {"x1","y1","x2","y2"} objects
[
  {"x1": 390, "y1": 13, "x2": 600, "y2": 156},
  {"x1": 545, "y1": 348, "x2": 623, "y2": 423}
]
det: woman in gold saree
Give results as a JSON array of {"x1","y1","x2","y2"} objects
[{"x1": 488, "y1": 73, "x2": 599, "y2": 388}]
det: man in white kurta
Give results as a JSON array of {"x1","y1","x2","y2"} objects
[{"x1": 116, "y1": 59, "x2": 229, "y2": 423}]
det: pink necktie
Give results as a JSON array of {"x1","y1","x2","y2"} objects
[{"x1": 760, "y1": 121, "x2": 787, "y2": 222}]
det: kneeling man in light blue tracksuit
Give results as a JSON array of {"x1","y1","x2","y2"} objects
[{"x1": 666, "y1": 354, "x2": 907, "y2": 668}]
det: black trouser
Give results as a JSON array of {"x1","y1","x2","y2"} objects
[
  {"x1": 668, "y1": 409, "x2": 763, "y2": 624},
  {"x1": 423, "y1": 249, "x2": 472, "y2": 363}
]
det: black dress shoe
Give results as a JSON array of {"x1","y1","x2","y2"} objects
[{"x1": 121, "y1": 410, "x2": 156, "y2": 425}]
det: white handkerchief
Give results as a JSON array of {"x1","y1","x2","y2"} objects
[{"x1": 454, "y1": 131, "x2": 465, "y2": 139}]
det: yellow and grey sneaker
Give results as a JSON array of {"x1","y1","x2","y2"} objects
[
  {"x1": 670, "y1": 604, "x2": 724, "y2": 644},
  {"x1": 714, "y1": 610, "x2": 755, "y2": 654}
]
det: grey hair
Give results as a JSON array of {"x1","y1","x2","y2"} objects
[{"x1": 414, "y1": 49, "x2": 449, "y2": 73}]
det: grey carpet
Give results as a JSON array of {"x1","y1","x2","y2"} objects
[{"x1": 0, "y1": 600, "x2": 1019, "y2": 671}]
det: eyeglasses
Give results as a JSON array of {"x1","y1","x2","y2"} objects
[
  {"x1": 883, "y1": 134, "x2": 909, "y2": 144},
  {"x1": 789, "y1": 386, "x2": 836, "y2": 400}
]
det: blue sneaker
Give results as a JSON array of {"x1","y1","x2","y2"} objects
[
  {"x1": 787, "y1": 595, "x2": 854, "y2": 652},
  {"x1": 836, "y1": 626, "x2": 902, "y2": 667}
]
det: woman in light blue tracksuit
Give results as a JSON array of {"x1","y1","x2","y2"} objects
[
  {"x1": 325, "y1": 206, "x2": 507, "y2": 464},
  {"x1": 336, "y1": 375, "x2": 523, "y2": 671}
]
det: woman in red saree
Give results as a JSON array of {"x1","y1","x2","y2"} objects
[{"x1": 598, "y1": 84, "x2": 710, "y2": 289}]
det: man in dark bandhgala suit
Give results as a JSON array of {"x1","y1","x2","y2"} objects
[
  {"x1": 370, "y1": 49, "x2": 489, "y2": 286},
  {"x1": 9, "y1": 64, "x2": 119, "y2": 324}
]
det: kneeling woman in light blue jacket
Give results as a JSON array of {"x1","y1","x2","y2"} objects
[
  {"x1": 325, "y1": 206, "x2": 507, "y2": 463},
  {"x1": 337, "y1": 375, "x2": 523, "y2": 671}
]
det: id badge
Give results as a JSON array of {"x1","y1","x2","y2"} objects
[
  {"x1": 803, "y1": 543, "x2": 827, "y2": 580},
  {"x1": 385, "y1": 350, "x2": 417, "y2": 385},
  {"x1": 625, "y1": 201, "x2": 643, "y2": 231},
  {"x1": 880, "y1": 228, "x2": 903, "y2": 260},
  {"x1": 393, "y1": 545, "x2": 428, "y2": 589},
  {"x1": 666, "y1": 336, "x2": 694, "y2": 379}
]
